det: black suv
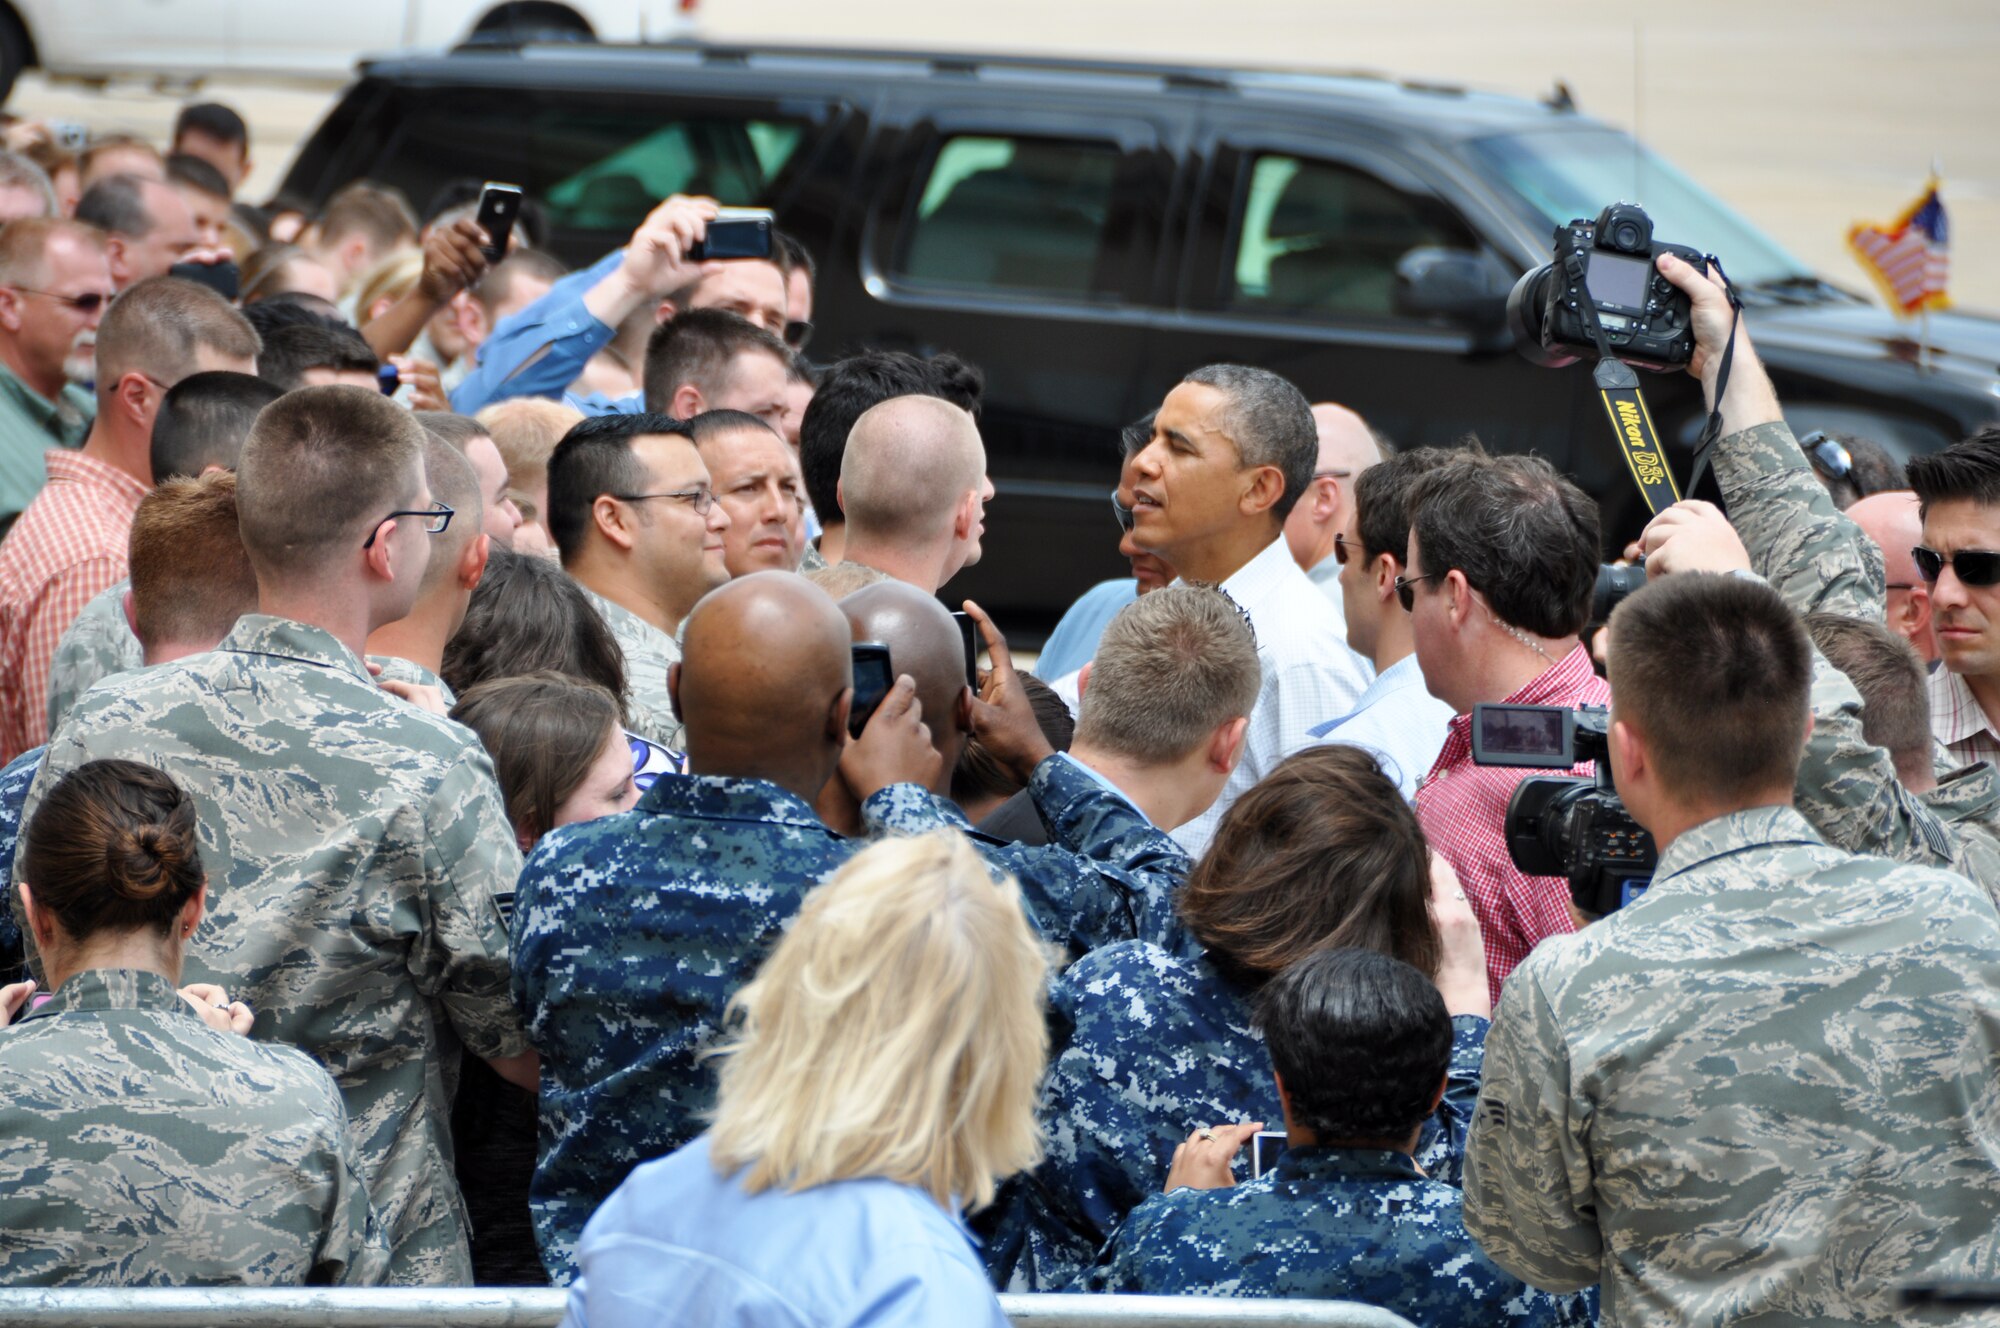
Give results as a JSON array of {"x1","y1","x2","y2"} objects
[{"x1": 281, "y1": 40, "x2": 2000, "y2": 629}]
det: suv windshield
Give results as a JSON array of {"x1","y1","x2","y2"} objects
[{"x1": 1464, "y1": 126, "x2": 1808, "y2": 289}]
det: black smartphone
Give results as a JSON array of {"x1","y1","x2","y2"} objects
[
  {"x1": 474, "y1": 182, "x2": 525, "y2": 263},
  {"x1": 1250, "y1": 1131, "x2": 1288, "y2": 1179},
  {"x1": 689, "y1": 207, "x2": 775, "y2": 261},
  {"x1": 848, "y1": 642, "x2": 894, "y2": 739},
  {"x1": 949, "y1": 611, "x2": 979, "y2": 690}
]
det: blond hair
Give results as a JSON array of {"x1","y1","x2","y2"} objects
[
  {"x1": 707, "y1": 831, "x2": 1051, "y2": 1212},
  {"x1": 353, "y1": 246, "x2": 424, "y2": 324}
]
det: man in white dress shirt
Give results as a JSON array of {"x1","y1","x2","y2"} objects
[
  {"x1": 1123, "y1": 364, "x2": 1372, "y2": 854},
  {"x1": 1310, "y1": 448, "x2": 1458, "y2": 800}
]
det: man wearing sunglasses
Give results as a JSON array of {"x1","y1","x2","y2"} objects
[
  {"x1": 1907, "y1": 435, "x2": 2000, "y2": 772},
  {"x1": 0, "y1": 219, "x2": 111, "y2": 530}
]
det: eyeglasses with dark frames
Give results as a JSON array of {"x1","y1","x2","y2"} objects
[
  {"x1": 11, "y1": 287, "x2": 113, "y2": 314},
  {"x1": 1312, "y1": 468, "x2": 1354, "y2": 483},
  {"x1": 613, "y1": 487, "x2": 719, "y2": 517},
  {"x1": 363, "y1": 500, "x2": 454, "y2": 549},
  {"x1": 1912, "y1": 545, "x2": 2000, "y2": 588},
  {"x1": 1395, "y1": 570, "x2": 1441, "y2": 611}
]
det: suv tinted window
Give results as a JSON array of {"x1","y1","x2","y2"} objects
[
  {"x1": 1231, "y1": 153, "x2": 1480, "y2": 317},
  {"x1": 896, "y1": 134, "x2": 1120, "y2": 297},
  {"x1": 371, "y1": 97, "x2": 808, "y2": 237}
]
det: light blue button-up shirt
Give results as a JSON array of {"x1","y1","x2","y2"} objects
[
  {"x1": 451, "y1": 250, "x2": 642, "y2": 417},
  {"x1": 560, "y1": 1134, "x2": 1010, "y2": 1328},
  {"x1": 1308, "y1": 652, "x2": 1455, "y2": 802}
]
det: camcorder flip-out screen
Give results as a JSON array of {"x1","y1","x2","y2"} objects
[
  {"x1": 1584, "y1": 250, "x2": 1654, "y2": 312},
  {"x1": 1470, "y1": 703, "x2": 1576, "y2": 768}
]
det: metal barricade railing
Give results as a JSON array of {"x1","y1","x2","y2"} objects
[{"x1": 0, "y1": 1289, "x2": 1419, "y2": 1327}]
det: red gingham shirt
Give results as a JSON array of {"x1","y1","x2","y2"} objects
[
  {"x1": 1416, "y1": 644, "x2": 1609, "y2": 1008},
  {"x1": 0, "y1": 449, "x2": 147, "y2": 761}
]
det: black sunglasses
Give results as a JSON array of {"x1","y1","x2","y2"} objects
[
  {"x1": 1798, "y1": 430, "x2": 1853, "y2": 483},
  {"x1": 784, "y1": 319, "x2": 813, "y2": 350},
  {"x1": 1111, "y1": 490, "x2": 1134, "y2": 533},
  {"x1": 1913, "y1": 545, "x2": 2000, "y2": 588},
  {"x1": 1394, "y1": 570, "x2": 1439, "y2": 611},
  {"x1": 15, "y1": 286, "x2": 110, "y2": 314}
]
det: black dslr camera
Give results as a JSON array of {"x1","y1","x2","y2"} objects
[
  {"x1": 1469, "y1": 703, "x2": 1658, "y2": 917},
  {"x1": 1507, "y1": 203, "x2": 1705, "y2": 371}
]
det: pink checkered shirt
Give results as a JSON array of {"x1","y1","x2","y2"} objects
[
  {"x1": 1929, "y1": 666, "x2": 2000, "y2": 772},
  {"x1": 0, "y1": 450, "x2": 147, "y2": 761},
  {"x1": 1415, "y1": 644, "x2": 1609, "y2": 1008}
]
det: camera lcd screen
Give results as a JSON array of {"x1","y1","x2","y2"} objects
[
  {"x1": 1470, "y1": 704, "x2": 1574, "y2": 768},
  {"x1": 1586, "y1": 251, "x2": 1653, "y2": 311}
]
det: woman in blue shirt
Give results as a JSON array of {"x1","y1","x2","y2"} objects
[{"x1": 561, "y1": 830, "x2": 1054, "y2": 1327}]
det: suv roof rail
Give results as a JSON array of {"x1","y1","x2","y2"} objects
[{"x1": 425, "y1": 37, "x2": 1469, "y2": 101}]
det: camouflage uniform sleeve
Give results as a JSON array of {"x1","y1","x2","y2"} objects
[
  {"x1": 44, "y1": 591, "x2": 142, "y2": 739},
  {"x1": 1028, "y1": 755, "x2": 1191, "y2": 951},
  {"x1": 1710, "y1": 419, "x2": 1884, "y2": 621},
  {"x1": 1462, "y1": 964, "x2": 1602, "y2": 1293},
  {"x1": 314, "y1": 1076, "x2": 394, "y2": 1286},
  {"x1": 1416, "y1": 1014, "x2": 1488, "y2": 1188},
  {"x1": 1712, "y1": 422, "x2": 1963, "y2": 869},
  {"x1": 858, "y1": 782, "x2": 959, "y2": 836},
  {"x1": 414, "y1": 742, "x2": 531, "y2": 1060}
]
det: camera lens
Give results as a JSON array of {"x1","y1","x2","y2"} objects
[{"x1": 1506, "y1": 265, "x2": 1580, "y2": 369}]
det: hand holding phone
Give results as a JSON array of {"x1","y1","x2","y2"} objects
[
  {"x1": 474, "y1": 182, "x2": 525, "y2": 264},
  {"x1": 1250, "y1": 1131, "x2": 1288, "y2": 1178},
  {"x1": 688, "y1": 207, "x2": 775, "y2": 261},
  {"x1": 848, "y1": 642, "x2": 894, "y2": 739}
]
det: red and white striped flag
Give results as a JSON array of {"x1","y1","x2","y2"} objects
[{"x1": 1848, "y1": 182, "x2": 1950, "y2": 315}]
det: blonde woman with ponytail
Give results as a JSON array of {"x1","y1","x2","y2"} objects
[{"x1": 561, "y1": 830, "x2": 1053, "y2": 1328}]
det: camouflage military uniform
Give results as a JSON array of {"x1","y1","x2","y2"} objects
[
  {"x1": 369, "y1": 654, "x2": 459, "y2": 707},
  {"x1": 978, "y1": 940, "x2": 1485, "y2": 1291},
  {"x1": 1711, "y1": 419, "x2": 2000, "y2": 898},
  {"x1": 0, "y1": 967, "x2": 391, "y2": 1286},
  {"x1": 512, "y1": 771, "x2": 957, "y2": 1281},
  {"x1": 914, "y1": 753, "x2": 1193, "y2": 958},
  {"x1": 798, "y1": 542, "x2": 828, "y2": 573},
  {"x1": 22, "y1": 615, "x2": 531, "y2": 1286},
  {"x1": 1087, "y1": 1145, "x2": 1593, "y2": 1326},
  {"x1": 578, "y1": 585, "x2": 684, "y2": 749},
  {"x1": 43, "y1": 577, "x2": 141, "y2": 736},
  {"x1": 1464, "y1": 805, "x2": 2000, "y2": 1326},
  {"x1": 0, "y1": 745, "x2": 38, "y2": 978}
]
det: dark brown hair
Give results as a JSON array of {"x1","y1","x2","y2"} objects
[
  {"x1": 440, "y1": 548, "x2": 628, "y2": 718},
  {"x1": 1608, "y1": 573, "x2": 1811, "y2": 799},
  {"x1": 1177, "y1": 745, "x2": 1439, "y2": 985},
  {"x1": 451, "y1": 672, "x2": 623, "y2": 844},
  {"x1": 1805, "y1": 612, "x2": 1931, "y2": 783},
  {"x1": 21, "y1": 760, "x2": 204, "y2": 940}
]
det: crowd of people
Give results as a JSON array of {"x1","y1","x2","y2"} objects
[{"x1": 0, "y1": 100, "x2": 1996, "y2": 1328}]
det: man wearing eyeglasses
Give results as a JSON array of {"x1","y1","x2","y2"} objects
[
  {"x1": 24, "y1": 385, "x2": 536, "y2": 1284},
  {"x1": 1282, "y1": 402, "x2": 1384, "y2": 614},
  {"x1": 0, "y1": 219, "x2": 111, "y2": 530},
  {"x1": 544, "y1": 413, "x2": 732, "y2": 751}
]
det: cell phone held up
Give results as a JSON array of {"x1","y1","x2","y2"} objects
[
  {"x1": 1250, "y1": 1131, "x2": 1288, "y2": 1179},
  {"x1": 688, "y1": 207, "x2": 775, "y2": 262},
  {"x1": 848, "y1": 642, "x2": 894, "y2": 740},
  {"x1": 474, "y1": 183, "x2": 525, "y2": 264}
]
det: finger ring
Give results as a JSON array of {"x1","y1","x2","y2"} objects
[{"x1": 1197, "y1": 1127, "x2": 1216, "y2": 1142}]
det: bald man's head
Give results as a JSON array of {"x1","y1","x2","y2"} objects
[
  {"x1": 675, "y1": 571, "x2": 853, "y2": 794},
  {"x1": 1286, "y1": 401, "x2": 1385, "y2": 574},
  {"x1": 839, "y1": 580, "x2": 971, "y2": 792},
  {"x1": 1848, "y1": 489, "x2": 1938, "y2": 663},
  {"x1": 839, "y1": 394, "x2": 987, "y2": 543}
]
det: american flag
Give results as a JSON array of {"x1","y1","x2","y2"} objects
[{"x1": 1848, "y1": 183, "x2": 1950, "y2": 315}]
